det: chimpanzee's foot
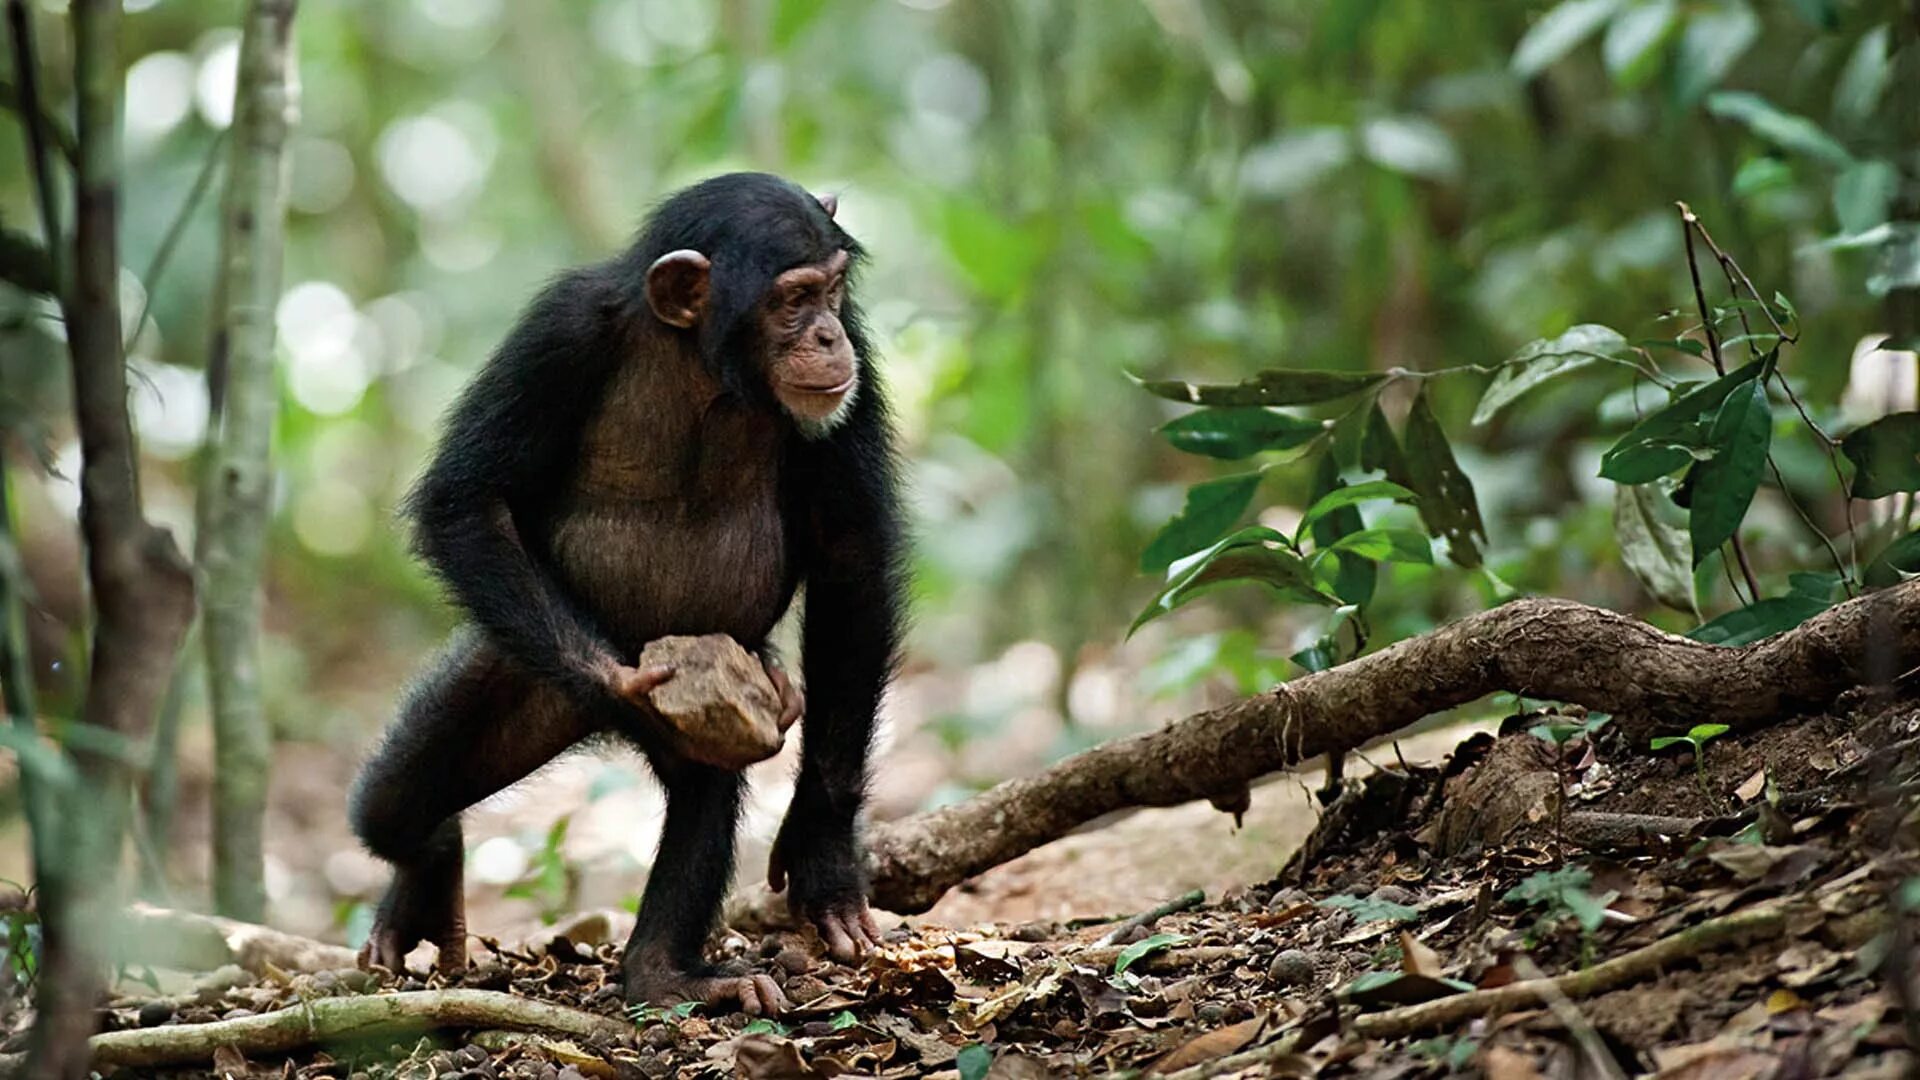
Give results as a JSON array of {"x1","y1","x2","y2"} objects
[
  {"x1": 625, "y1": 966, "x2": 791, "y2": 1015},
  {"x1": 358, "y1": 867, "x2": 468, "y2": 975}
]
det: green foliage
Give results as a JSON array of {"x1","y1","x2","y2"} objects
[
  {"x1": 1112, "y1": 932, "x2": 1184, "y2": 977},
  {"x1": 1598, "y1": 359, "x2": 1766, "y2": 485},
  {"x1": 1472, "y1": 325, "x2": 1630, "y2": 426},
  {"x1": 1138, "y1": 370, "x2": 1388, "y2": 408},
  {"x1": 627, "y1": 1000, "x2": 700, "y2": 1026},
  {"x1": 1685, "y1": 372, "x2": 1773, "y2": 564},
  {"x1": 1841, "y1": 414, "x2": 1920, "y2": 499},
  {"x1": 956, "y1": 1044, "x2": 993, "y2": 1080},
  {"x1": 1157, "y1": 408, "x2": 1326, "y2": 461},
  {"x1": 1317, "y1": 893, "x2": 1418, "y2": 925},
  {"x1": 1504, "y1": 866, "x2": 1617, "y2": 935},
  {"x1": 1651, "y1": 723, "x2": 1731, "y2": 801},
  {"x1": 1529, "y1": 712, "x2": 1610, "y2": 746},
  {"x1": 1139, "y1": 473, "x2": 1264, "y2": 574},
  {"x1": 502, "y1": 817, "x2": 575, "y2": 926}
]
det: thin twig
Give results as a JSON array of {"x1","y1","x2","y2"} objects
[
  {"x1": 5, "y1": 0, "x2": 63, "y2": 291},
  {"x1": 127, "y1": 130, "x2": 228, "y2": 351},
  {"x1": 1767, "y1": 458, "x2": 1854, "y2": 591},
  {"x1": 1093, "y1": 889, "x2": 1206, "y2": 946},
  {"x1": 80, "y1": 989, "x2": 631, "y2": 1068},
  {"x1": 1679, "y1": 203, "x2": 1764, "y2": 602},
  {"x1": 1349, "y1": 901, "x2": 1794, "y2": 1038}
]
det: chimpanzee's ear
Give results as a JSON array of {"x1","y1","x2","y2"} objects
[
  {"x1": 815, "y1": 192, "x2": 838, "y2": 219},
  {"x1": 645, "y1": 249, "x2": 711, "y2": 328}
]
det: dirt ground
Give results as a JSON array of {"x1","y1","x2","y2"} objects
[{"x1": 10, "y1": 682, "x2": 1915, "y2": 1078}]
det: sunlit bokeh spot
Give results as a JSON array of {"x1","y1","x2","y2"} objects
[
  {"x1": 129, "y1": 360, "x2": 210, "y2": 461},
  {"x1": 908, "y1": 53, "x2": 988, "y2": 129},
  {"x1": 376, "y1": 114, "x2": 487, "y2": 213},
  {"x1": 637, "y1": 0, "x2": 716, "y2": 54},
  {"x1": 279, "y1": 281, "x2": 376, "y2": 416},
  {"x1": 417, "y1": 0, "x2": 500, "y2": 31},
  {"x1": 193, "y1": 33, "x2": 240, "y2": 129},
  {"x1": 287, "y1": 136, "x2": 357, "y2": 215},
  {"x1": 293, "y1": 479, "x2": 373, "y2": 556},
  {"x1": 125, "y1": 51, "x2": 195, "y2": 144}
]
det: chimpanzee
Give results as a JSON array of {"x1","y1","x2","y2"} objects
[{"x1": 348, "y1": 173, "x2": 904, "y2": 1014}]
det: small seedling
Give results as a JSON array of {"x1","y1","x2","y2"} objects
[
  {"x1": 1504, "y1": 865, "x2": 1617, "y2": 962},
  {"x1": 1110, "y1": 932, "x2": 1184, "y2": 987},
  {"x1": 741, "y1": 1017, "x2": 793, "y2": 1036},
  {"x1": 1651, "y1": 722, "x2": 1729, "y2": 804}
]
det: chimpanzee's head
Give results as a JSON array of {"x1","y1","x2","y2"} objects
[{"x1": 632, "y1": 172, "x2": 867, "y2": 439}]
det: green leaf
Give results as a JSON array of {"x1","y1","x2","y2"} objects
[
  {"x1": 1323, "y1": 528, "x2": 1433, "y2": 564},
  {"x1": 1403, "y1": 391, "x2": 1487, "y2": 568},
  {"x1": 1674, "y1": 4, "x2": 1760, "y2": 105},
  {"x1": 1599, "y1": 359, "x2": 1765, "y2": 483},
  {"x1": 741, "y1": 1018, "x2": 792, "y2": 1036},
  {"x1": 1650, "y1": 736, "x2": 1687, "y2": 750},
  {"x1": 957, "y1": 1044, "x2": 993, "y2": 1080},
  {"x1": 1687, "y1": 594, "x2": 1831, "y2": 645},
  {"x1": 1308, "y1": 454, "x2": 1377, "y2": 607},
  {"x1": 1602, "y1": 0, "x2": 1675, "y2": 86},
  {"x1": 1560, "y1": 886, "x2": 1615, "y2": 932},
  {"x1": 1132, "y1": 527, "x2": 1340, "y2": 634},
  {"x1": 828, "y1": 1010, "x2": 859, "y2": 1031},
  {"x1": 1138, "y1": 369, "x2": 1388, "y2": 407},
  {"x1": 1140, "y1": 472, "x2": 1263, "y2": 573},
  {"x1": 1841, "y1": 412, "x2": 1920, "y2": 498},
  {"x1": 1705, "y1": 92, "x2": 1854, "y2": 168},
  {"x1": 1613, "y1": 482, "x2": 1696, "y2": 613},
  {"x1": 1114, "y1": 932, "x2": 1184, "y2": 976},
  {"x1": 1865, "y1": 530, "x2": 1920, "y2": 587},
  {"x1": 1689, "y1": 722, "x2": 1730, "y2": 741},
  {"x1": 1295, "y1": 480, "x2": 1418, "y2": 541},
  {"x1": 1834, "y1": 160, "x2": 1898, "y2": 235},
  {"x1": 1158, "y1": 407, "x2": 1326, "y2": 460},
  {"x1": 1687, "y1": 376, "x2": 1773, "y2": 564},
  {"x1": 1473, "y1": 324, "x2": 1629, "y2": 425},
  {"x1": 1512, "y1": 0, "x2": 1622, "y2": 77},
  {"x1": 1833, "y1": 24, "x2": 1892, "y2": 125}
]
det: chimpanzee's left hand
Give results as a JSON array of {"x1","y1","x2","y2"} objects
[{"x1": 767, "y1": 828, "x2": 882, "y2": 963}]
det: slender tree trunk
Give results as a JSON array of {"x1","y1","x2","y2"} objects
[
  {"x1": 25, "y1": 2, "x2": 198, "y2": 1076},
  {"x1": 200, "y1": 0, "x2": 298, "y2": 923}
]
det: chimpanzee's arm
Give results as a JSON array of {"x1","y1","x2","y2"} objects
[
  {"x1": 775, "y1": 406, "x2": 905, "y2": 915},
  {"x1": 404, "y1": 274, "x2": 630, "y2": 702}
]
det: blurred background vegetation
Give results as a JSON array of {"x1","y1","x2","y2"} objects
[{"x1": 0, "y1": 0, "x2": 1911, "y2": 934}]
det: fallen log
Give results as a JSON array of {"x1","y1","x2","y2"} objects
[
  {"x1": 864, "y1": 581, "x2": 1920, "y2": 913},
  {"x1": 120, "y1": 903, "x2": 358, "y2": 974}
]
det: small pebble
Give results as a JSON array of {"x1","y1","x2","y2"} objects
[
  {"x1": 399, "y1": 977, "x2": 427, "y2": 992},
  {"x1": 537, "y1": 1066, "x2": 560, "y2": 1080},
  {"x1": 639, "y1": 1024, "x2": 677, "y2": 1049},
  {"x1": 136, "y1": 1000, "x2": 174, "y2": 1027},
  {"x1": 557, "y1": 1067, "x2": 587, "y2": 1080},
  {"x1": 457, "y1": 1045, "x2": 489, "y2": 1067},
  {"x1": 1268, "y1": 949, "x2": 1315, "y2": 987},
  {"x1": 1367, "y1": 884, "x2": 1414, "y2": 906},
  {"x1": 799, "y1": 1020, "x2": 837, "y2": 1037},
  {"x1": 785, "y1": 975, "x2": 828, "y2": 1002},
  {"x1": 1009, "y1": 922, "x2": 1053, "y2": 942},
  {"x1": 1267, "y1": 888, "x2": 1313, "y2": 911},
  {"x1": 1195, "y1": 1002, "x2": 1229, "y2": 1024}
]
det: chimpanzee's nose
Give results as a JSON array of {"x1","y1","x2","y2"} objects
[{"x1": 814, "y1": 323, "x2": 839, "y2": 348}]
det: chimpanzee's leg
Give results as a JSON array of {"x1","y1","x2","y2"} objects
[
  {"x1": 619, "y1": 762, "x2": 787, "y2": 1014},
  {"x1": 349, "y1": 627, "x2": 601, "y2": 973}
]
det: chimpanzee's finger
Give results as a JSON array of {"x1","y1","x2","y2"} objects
[
  {"x1": 767, "y1": 848, "x2": 787, "y2": 892},
  {"x1": 819, "y1": 916, "x2": 857, "y2": 962}
]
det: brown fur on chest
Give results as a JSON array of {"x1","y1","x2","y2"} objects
[{"x1": 547, "y1": 349, "x2": 796, "y2": 654}]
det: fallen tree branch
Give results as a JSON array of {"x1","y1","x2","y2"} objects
[
  {"x1": 120, "y1": 903, "x2": 357, "y2": 974},
  {"x1": 84, "y1": 989, "x2": 629, "y2": 1069},
  {"x1": 865, "y1": 583, "x2": 1920, "y2": 913},
  {"x1": 1348, "y1": 901, "x2": 1795, "y2": 1039}
]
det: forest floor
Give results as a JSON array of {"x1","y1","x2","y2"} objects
[{"x1": 55, "y1": 684, "x2": 1920, "y2": 1078}]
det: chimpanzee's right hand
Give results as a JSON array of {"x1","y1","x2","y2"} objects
[{"x1": 359, "y1": 861, "x2": 468, "y2": 975}]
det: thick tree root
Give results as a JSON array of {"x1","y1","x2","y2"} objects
[
  {"x1": 81, "y1": 989, "x2": 629, "y2": 1069},
  {"x1": 866, "y1": 583, "x2": 1920, "y2": 913},
  {"x1": 121, "y1": 903, "x2": 358, "y2": 974},
  {"x1": 1349, "y1": 901, "x2": 1794, "y2": 1039}
]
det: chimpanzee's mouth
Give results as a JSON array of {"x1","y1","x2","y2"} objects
[{"x1": 789, "y1": 376, "x2": 855, "y2": 396}]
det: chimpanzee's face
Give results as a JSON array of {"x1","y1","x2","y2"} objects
[{"x1": 758, "y1": 248, "x2": 856, "y2": 436}]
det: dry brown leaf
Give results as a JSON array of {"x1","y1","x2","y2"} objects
[
  {"x1": 1399, "y1": 931, "x2": 1444, "y2": 978},
  {"x1": 1651, "y1": 1037, "x2": 1777, "y2": 1080},
  {"x1": 1480, "y1": 1044, "x2": 1545, "y2": 1080},
  {"x1": 735, "y1": 1034, "x2": 826, "y2": 1080},
  {"x1": 213, "y1": 1045, "x2": 248, "y2": 1079},
  {"x1": 1734, "y1": 768, "x2": 1766, "y2": 802},
  {"x1": 1147, "y1": 1013, "x2": 1267, "y2": 1075}
]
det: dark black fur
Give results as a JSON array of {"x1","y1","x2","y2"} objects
[{"x1": 349, "y1": 173, "x2": 904, "y2": 998}]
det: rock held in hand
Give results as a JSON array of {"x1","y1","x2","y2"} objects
[{"x1": 638, "y1": 634, "x2": 785, "y2": 770}]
